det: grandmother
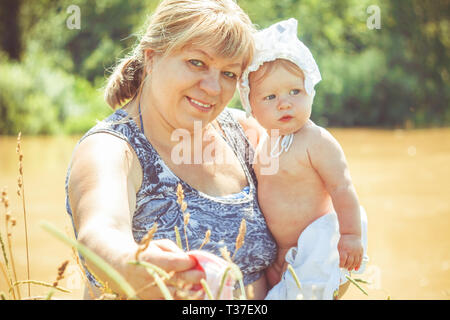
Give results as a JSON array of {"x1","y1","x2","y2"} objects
[{"x1": 66, "y1": 0, "x2": 277, "y2": 299}]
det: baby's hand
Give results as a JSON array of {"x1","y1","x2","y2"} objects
[{"x1": 338, "y1": 234, "x2": 363, "y2": 271}]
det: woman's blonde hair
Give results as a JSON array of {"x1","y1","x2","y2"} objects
[{"x1": 104, "y1": 0, "x2": 256, "y2": 109}]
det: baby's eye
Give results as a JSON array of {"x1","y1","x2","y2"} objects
[
  {"x1": 264, "y1": 94, "x2": 276, "y2": 101},
  {"x1": 223, "y1": 71, "x2": 237, "y2": 79},
  {"x1": 189, "y1": 59, "x2": 205, "y2": 67},
  {"x1": 290, "y1": 89, "x2": 301, "y2": 95}
]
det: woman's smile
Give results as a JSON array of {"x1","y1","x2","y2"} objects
[{"x1": 186, "y1": 96, "x2": 215, "y2": 113}]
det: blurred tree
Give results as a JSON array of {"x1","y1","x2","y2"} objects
[
  {"x1": 0, "y1": 0, "x2": 23, "y2": 60},
  {"x1": 381, "y1": 0, "x2": 450, "y2": 127},
  {"x1": 19, "y1": 0, "x2": 157, "y2": 83}
]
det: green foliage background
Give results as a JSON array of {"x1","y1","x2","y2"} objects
[{"x1": 0, "y1": 0, "x2": 449, "y2": 135}]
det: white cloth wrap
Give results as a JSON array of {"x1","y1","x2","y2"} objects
[
  {"x1": 265, "y1": 206, "x2": 369, "y2": 300},
  {"x1": 239, "y1": 18, "x2": 322, "y2": 117}
]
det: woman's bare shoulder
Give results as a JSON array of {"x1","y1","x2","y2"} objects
[
  {"x1": 71, "y1": 133, "x2": 134, "y2": 172},
  {"x1": 68, "y1": 132, "x2": 141, "y2": 197}
]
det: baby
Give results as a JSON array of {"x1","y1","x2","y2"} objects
[{"x1": 239, "y1": 18, "x2": 369, "y2": 300}]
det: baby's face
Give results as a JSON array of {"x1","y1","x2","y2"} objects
[{"x1": 248, "y1": 62, "x2": 313, "y2": 136}]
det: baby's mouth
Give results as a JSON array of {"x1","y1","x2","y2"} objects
[{"x1": 278, "y1": 115, "x2": 293, "y2": 122}]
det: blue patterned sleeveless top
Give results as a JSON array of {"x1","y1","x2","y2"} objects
[{"x1": 65, "y1": 107, "x2": 277, "y2": 287}]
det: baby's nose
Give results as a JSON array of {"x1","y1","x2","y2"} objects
[{"x1": 278, "y1": 98, "x2": 292, "y2": 110}]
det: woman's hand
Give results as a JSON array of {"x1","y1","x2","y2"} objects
[{"x1": 130, "y1": 239, "x2": 205, "y2": 299}]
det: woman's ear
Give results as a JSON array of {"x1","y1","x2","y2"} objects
[{"x1": 144, "y1": 49, "x2": 155, "y2": 75}]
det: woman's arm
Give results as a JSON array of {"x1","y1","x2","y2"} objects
[{"x1": 68, "y1": 133, "x2": 203, "y2": 299}]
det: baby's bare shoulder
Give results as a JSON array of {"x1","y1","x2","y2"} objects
[
  {"x1": 295, "y1": 120, "x2": 334, "y2": 145},
  {"x1": 297, "y1": 122, "x2": 344, "y2": 164}
]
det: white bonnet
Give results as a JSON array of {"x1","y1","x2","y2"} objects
[{"x1": 239, "y1": 18, "x2": 321, "y2": 117}]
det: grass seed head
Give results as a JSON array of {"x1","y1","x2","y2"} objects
[
  {"x1": 236, "y1": 219, "x2": 246, "y2": 250},
  {"x1": 140, "y1": 223, "x2": 158, "y2": 246},
  {"x1": 1, "y1": 189, "x2": 9, "y2": 210},
  {"x1": 53, "y1": 260, "x2": 69, "y2": 287},
  {"x1": 219, "y1": 246, "x2": 232, "y2": 263},
  {"x1": 176, "y1": 183, "x2": 185, "y2": 205},
  {"x1": 199, "y1": 229, "x2": 211, "y2": 250},
  {"x1": 16, "y1": 132, "x2": 21, "y2": 154},
  {"x1": 232, "y1": 219, "x2": 246, "y2": 260},
  {"x1": 135, "y1": 223, "x2": 158, "y2": 260},
  {"x1": 183, "y1": 212, "x2": 190, "y2": 226}
]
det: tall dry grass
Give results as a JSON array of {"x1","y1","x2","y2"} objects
[{"x1": 0, "y1": 132, "x2": 73, "y2": 300}]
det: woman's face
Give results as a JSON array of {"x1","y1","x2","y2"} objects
[{"x1": 143, "y1": 46, "x2": 245, "y2": 132}]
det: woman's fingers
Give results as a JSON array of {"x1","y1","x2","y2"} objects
[
  {"x1": 150, "y1": 250, "x2": 197, "y2": 271},
  {"x1": 141, "y1": 240, "x2": 198, "y2": 272},
  {"x1": 153, "y1": 238, "x2": 186, "y2": 253},
  {"x1": 170, "y1": 268, "x2": 206, "y2": 285},
  {"x1": 132, "y1": 270, "x2": 204, "y2": 300},
  {"x1": 174, "y1": 288, "x2": 205, "y2": 300},
  {"x1": 132, "y1": 239, "x2": 207, "y2": 299},
  {"x1": 135, "y1": 271, "x2": 205, "y2": 300},
  {"x1": 140, "y1": 239, "x2": 196, "y2": 271}
]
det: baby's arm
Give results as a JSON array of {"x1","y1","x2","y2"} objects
[{"x1": 307, "y1": 126, "x2": 363, "y2": 271}]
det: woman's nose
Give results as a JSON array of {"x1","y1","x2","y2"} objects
[{"x1": 199, "y1": 71, "x2": 221, "y2": 96}]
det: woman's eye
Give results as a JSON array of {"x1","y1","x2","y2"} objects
[
  {"x1": 264, "y1": 94, "x2": 276, "y2": 101},
  {"x1": 223, "y1": 71, "x2": 237, "y2": 79},
  {"x1": 290, "y1": 89, "x2": 301, "y2": 95},
  {"x1": 189, "y1": 59, "x2": 204, "y2": 67}
]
